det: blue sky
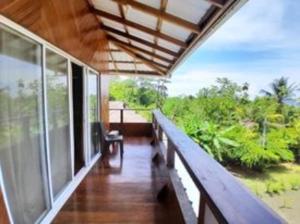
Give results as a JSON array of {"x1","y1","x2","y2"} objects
[{"x1": 167, "y1": 0, "x2": 300, "y2": 98}]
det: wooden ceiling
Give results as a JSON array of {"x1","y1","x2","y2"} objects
[
  {"x1": 90, "y1": 0, "x2": 246, "y2": 76},
  {"x1": 0, "y1": 0, "x2": 246, "y2": 77}
]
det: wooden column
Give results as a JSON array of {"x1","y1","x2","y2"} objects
[{"x1": 167, "y1": 139, "x2": 175, "y2": 168}]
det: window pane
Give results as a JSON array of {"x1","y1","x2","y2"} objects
[
  {"x1": 88, "y1": 72, "x2": 99, "y2": 158},
  {"x1": 0, "y1": 25, "x2": 50, "y2": 223},
  {"x1": 46, "y1": 49, "x2": 72, "y2": 198}
]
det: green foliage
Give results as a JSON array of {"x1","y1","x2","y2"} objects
[
  {"x1": 110, "y1": 76, "x2": 300, "y2": 172},
  {"x1": 184, "y1": 121, "x2": 238, "y2": 161},
  {"x1": 162, "y1": 77, "x2": 299, "y2": 170},
  {"x1": 110, "y1": 77, "x2": 168, "y2": 108}
]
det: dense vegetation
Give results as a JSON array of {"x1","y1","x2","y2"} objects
[{"x1": 110, "y1": 77, "x2": 300, "y2": 172}]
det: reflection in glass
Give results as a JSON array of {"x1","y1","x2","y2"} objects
[
  {"x1": 46, "y1": 49, "x2": 71, "y2": 198},
  {"x1": 88, "y1": 71, "x2": 100, "y2": 158},
  {"x1": 0, "y1": 25, "x2": 50, "y2": 223}
]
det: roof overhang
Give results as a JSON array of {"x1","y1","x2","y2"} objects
[{"x1": 89, "y1": 0, "x2": 247, "y2": 77}]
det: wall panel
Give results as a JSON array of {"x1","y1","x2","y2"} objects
[{"x1": 0, "y1": 0, "x2": 109, "y2": 72}]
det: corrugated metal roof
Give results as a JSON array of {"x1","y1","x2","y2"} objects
[{"x1": 90, "y1": 0, "x2": 247, "y2": 77}]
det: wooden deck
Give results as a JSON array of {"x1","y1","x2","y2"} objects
[{"x1": 53, "y1": 137, "x2": 184, "y2": 224}]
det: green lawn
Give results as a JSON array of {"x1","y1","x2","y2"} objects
[
  {"x1": 230, "y1": 163, "x2": 300, "y2": 197},
  {"x1": 230, "y1": 163, "x2": 300, "y2": 224}
]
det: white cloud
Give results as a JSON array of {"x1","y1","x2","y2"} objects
[
  {"x1": 168, "y1": 66, "x2": 300, "y2": 98},
  {"x1": 202, "y1": 0, "x2": 299, "y2": 51}
]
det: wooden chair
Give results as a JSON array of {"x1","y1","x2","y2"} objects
[{"x1": 99, "y1": 122, "x2": 124, "y2": 158}]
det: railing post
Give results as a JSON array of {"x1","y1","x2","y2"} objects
[
  {"x1": 158, "y1": 125, "x2": 163, "y2": 142},
  {"x1": 120, "y1": 109, "x2": 124, "y2": 124},
  {"x1": 198, "y1": 196, "x2": 206, "y2": 224},
  {"x1": 167, "y1": 138, "x2": 175, "y2": 168}
]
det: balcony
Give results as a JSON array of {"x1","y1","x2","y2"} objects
[{"x1": 53, "y1": 109, "x2": 284, "y2": 224}]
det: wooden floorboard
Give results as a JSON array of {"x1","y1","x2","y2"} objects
[{"x1": 53, "y1": 137, "x2": 184, "y2": 224}]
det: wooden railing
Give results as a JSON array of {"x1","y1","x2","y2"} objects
[
  {"x1": 109, "y1": 108, "x2": 152, "y2": 123},
  {"x1": 152, "y1": 110, "x2": 285, "y2": 224},
  {"x1": 109, "y1": 108, "x2": 153, "y2": 137}
]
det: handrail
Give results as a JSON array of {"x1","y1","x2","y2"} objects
[
  {"x1": 152, "y1": 109, "x2": 284, "y2": 224},
  {"x1": 109, "y1": 108, "x2": 153, "y2": 111},
  {"x1": 109, "y1": 108, "x2": 152, "y2": 123}
]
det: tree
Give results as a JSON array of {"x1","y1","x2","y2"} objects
[{"x1": 261, "y1": 77, "x2": 298, "y2": 112}]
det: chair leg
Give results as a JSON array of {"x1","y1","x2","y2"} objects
[{"x1": 120, "y1": 141, "x2": 124, "y2": 158}]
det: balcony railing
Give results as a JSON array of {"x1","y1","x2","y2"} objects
[
  {"x1": 109, "y1": 108, "x2": 153, "y2": 137},
  {"x1": 152, "y1": 110, "x2": 284, "y2": 224}
]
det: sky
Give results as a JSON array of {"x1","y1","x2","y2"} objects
[{"x1": 167, "y1": 0, "x2": 300, "y2": 98}]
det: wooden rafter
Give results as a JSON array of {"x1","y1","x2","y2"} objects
[
  {"x1": 108, "y1": 36, "x2": 174, "y2": 64},
  {"x1": 105, "y1": 60, "x2": 143, "y2": 64},
  {"x1": 91, "y1": 8, "x2": 187, "y2": 48},
  {"x1": 107, "y1": 70, "x2": 161, "y2": 76},
  {"x1": 111, "y1": 41, "x2": 166, "y2": 75},
  {"x1": 108, "y1": 58, "x2": 168, "y2": 69},
  {"x1": 111, "y1": 0, "x2": 201, "y2": 33},
  {"x1": 109, "y1": 49, "x2": 119, "y2": 72},
  {"x1": 102, "y1": 25, "x2": 179, "y2": 57},
  {"x1": 152, "y1": 0, "x2": 168, "y2": 62},
  {"x1": 205, "y1": 0, "x2": 225, "y2": 8}
]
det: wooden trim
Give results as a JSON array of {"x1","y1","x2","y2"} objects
[
  {"x1": 109, "y1": 36, "x2": 174, "y2": 64},
  {"x1": 102, "y1": 25, "x2": 179, "y2": 57},
  {"x1": 112, "y1": 0, "x2": 201, "y2": 33},
  {"x1": 205, "y1": 0, "x2": 225, "y2": 8},
  {"x1": 0, "y1": 188, "x2": 10, "y2": 224},
  {"x1": 92, "y1": 8, "x2": 187, "y2": 48},
  {"x1": 107, "y1": 69, "x2": 161, "y2": 76}
]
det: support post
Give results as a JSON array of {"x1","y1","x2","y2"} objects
[
  {"x1": 198, "y1": 196, "x2": 206, "y2": 224},
  {"x1": 167, "y1": 138, "x2": 175, "y2": 168}
]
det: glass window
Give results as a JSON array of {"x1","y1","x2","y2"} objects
[
  {"x1": 0, "y1": 24, "x2": 50, "y2": 223},
  {"x1": 46, "y1": 49, "x2": 72, "y2": 199},
  {"x1": 87, "y1": 71, "x2": 100, "y2": 158}
]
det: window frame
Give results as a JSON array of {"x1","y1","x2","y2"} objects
[{"x1": 0, "y1": 15, "x2": 102, "y2": 224}]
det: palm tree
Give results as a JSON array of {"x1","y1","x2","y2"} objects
[{"x1": 261, "y1": 77, "x2": 298, "y2": 112}]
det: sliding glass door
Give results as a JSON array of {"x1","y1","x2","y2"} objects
[
  {"x1": 87, "y1": 71, "x2": 100, "y2": 159},
  {"x1": 0, "y1": 24, "x2": 50, "y2": 223},
  {"x1": 45, "y1": 49, "x2": 72, "y2": 199}
]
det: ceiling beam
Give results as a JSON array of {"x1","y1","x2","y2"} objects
[
  {"x1": 111, "y1": 42, "x2": 169, "y2": 70},
  {"x1": 109, "y1": 50, "x2": 119, "y2": 72},
  {"x1": 102, "y1": 25, "x2": 179, "y2": 57},
  {"x1": 108, "y1": 36, "x2": 174, "y2": 64},
  {"x1": 107, "y1": 70, "x2": 161, "y2": 76},
  {"x1": 92, "y1": 8, "x2": 187, "y2": 48},
  {"x1": 111, "y1": 40, "x2": 166, "y2": 75},
  {"x1": 111, "y1": 0, "x2": 201, "y2": 33},
  {"x1": 205, "y1": 0, "x2": 225, "y2": 8},
  {"x1": 107, "y1": 59, "x2": 169, "y2": 69},
  {"x1": 105, "y1": 60, "x2": 142, "y2": 64}
]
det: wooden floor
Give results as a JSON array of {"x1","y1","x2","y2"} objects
[{"x1": 53, "y1": 137, "x2": 184, "y2": 224}]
